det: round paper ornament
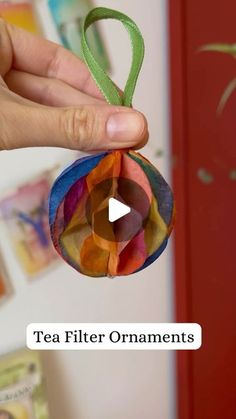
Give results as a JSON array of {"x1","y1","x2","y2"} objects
[{"x1": 49, "y1": 7, "x2": 175, "y2": 277}]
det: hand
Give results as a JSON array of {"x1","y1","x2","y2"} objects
[{"x1": 0, "y1": 19, "x2": 148, "y2": 151}]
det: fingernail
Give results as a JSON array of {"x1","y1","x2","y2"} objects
[{"x1": 107, "y1": 112, "x2": 145, "y2": 143}]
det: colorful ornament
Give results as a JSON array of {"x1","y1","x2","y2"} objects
[{"x1": 49, "y1": 7, "x2": 175, "y2": 277}]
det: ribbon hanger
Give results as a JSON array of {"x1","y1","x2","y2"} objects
[{"x1": 81, "y1": 7, "x2": 145, "y2": 107}]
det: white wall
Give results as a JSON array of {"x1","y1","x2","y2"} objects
[{"x1": 0, "y1": 1, "x2": 176, "y2": 418}]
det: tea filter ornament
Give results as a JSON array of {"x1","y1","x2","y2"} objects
[{"x1": 49, "y1": 7, "x2": 175, "y2": 277}]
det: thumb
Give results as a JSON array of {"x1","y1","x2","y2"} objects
[{"x1": 1, "y1": 102, "x2": 148, "y2": 151}]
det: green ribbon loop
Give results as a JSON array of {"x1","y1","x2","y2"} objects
[{"x1": 81, "y1": 7, "x2": 145, "y2": 107}]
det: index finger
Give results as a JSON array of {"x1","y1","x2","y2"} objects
[{"x1": 1, "y1": 18, "x2": 103, "y2": 99}]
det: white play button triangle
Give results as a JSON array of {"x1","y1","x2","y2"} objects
[{"x1": 108, "y1": 197, "x2": 131, "y2": 222}]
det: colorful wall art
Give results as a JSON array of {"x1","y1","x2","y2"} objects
[
  {"x1": 0, "y1": 174, "x2": 58, "y2": 279},
  {"x1": 0, "y1": 1, "x2": 40, "y2": 33},
  {"x1": 0, "y1": 349, "x2": 50, "y2": 419}
]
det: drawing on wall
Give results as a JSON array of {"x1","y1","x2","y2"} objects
[
  {"x1": 0, "y1": 174, "x2": 58, "y2": 279},
  {"x1": 0, "y1": 349, "x2": 50, "y2": 419},
  {"x1": 0, "y1": 251, "x2": 11, "y2": 304},
  {"x1": 47, "y1": 0, "x2": 110, "y2": 70},
  {"x1": 0, "y1": 0, "x2": 40, "y2": 33}
]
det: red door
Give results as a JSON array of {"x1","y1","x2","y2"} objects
[{"x1": 169, "y1": 1, "x2": 236, "y2": 418}]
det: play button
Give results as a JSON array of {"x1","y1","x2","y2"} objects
[
  {"x1": 86, "y1": 177, "x2": 151, "y2": 242},
  {"x1": 108, "y1": 198, "x2": 131, "y2": 222}
]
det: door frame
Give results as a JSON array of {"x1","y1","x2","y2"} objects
[{"x1": 168, "y1": 1, "x2": 192, "y2": 418}]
